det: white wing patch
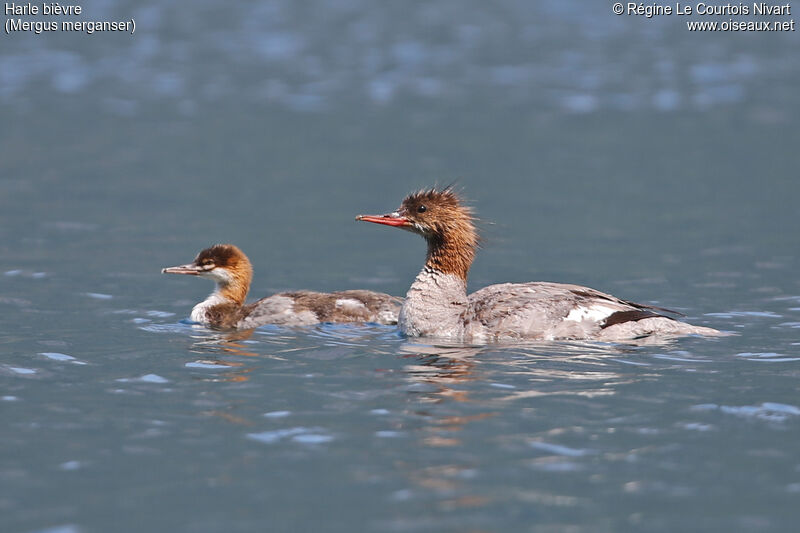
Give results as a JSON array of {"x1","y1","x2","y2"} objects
[
  {"x1": 564, "y1": 305, "x2": 618, "y2": 323},
  {"x1": 335, "y1": 298, "x2": 367, "y2": 313}
]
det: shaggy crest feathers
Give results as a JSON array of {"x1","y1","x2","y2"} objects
[{"x1": 398, "y1": 187, "x2": 480, "y2": 280}]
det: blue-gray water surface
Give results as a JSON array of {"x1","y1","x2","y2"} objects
[{"x1": 1, "y1": 1, "x2": 799, "y2": 532}]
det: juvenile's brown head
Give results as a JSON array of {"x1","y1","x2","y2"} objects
[
  {"x1": 162, "y1": 244, "x2": 253, "y2": 303},
  {"x1": 356, "y1": 187, "x2": 479, "y2": 280}
]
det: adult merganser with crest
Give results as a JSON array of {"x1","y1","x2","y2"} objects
[
  {"x1": 162, "y1": 244, "x2": 401, "y2": 329},
  {"x1": 356, "y1": 187, "x2": 722, "y2": 341}
]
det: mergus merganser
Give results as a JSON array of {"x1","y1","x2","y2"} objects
[
  {"x1": 356, "y1": 187, "x2": 722, "y2": 341},
  {"x1": 162, "y1": 244, "x2": 401, "y2": 329}
]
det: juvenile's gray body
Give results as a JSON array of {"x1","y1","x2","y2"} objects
[
  {"x1": 236, "y1": 290, "x2": 402, "y2": 329},
  {"x1": 166, "y1": 244, "x2": 402, "y2": 330}
]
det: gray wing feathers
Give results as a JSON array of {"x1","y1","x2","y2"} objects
[{"x1": 467, "y1": 282, "x2": 691, "y2": 340}]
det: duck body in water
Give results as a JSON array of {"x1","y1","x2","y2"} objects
[
  {"x1": 357, "y1": 188, "x2": 722, "y2": 342},
  {"x1": 162, "y1": 244, "x2": 401, "y2": 329}
]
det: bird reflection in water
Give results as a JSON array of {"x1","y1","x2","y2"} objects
[
  {"x1": 182, "y1": 329, "x2": 268, "y2": 426},
  {"x1": 386, "y1": 338, "x2": 683, "y2": 515},
  {"x1": 392, "y1": 341, "x2": 495, "y2": 513},
  {"x1": 186, "y1": 328, "x2": 262, "y2": 383}
]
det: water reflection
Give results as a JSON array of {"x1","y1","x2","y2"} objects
[
  {"x1": 382, "y1": 337, "x2": 720, "y2": 516},
  {"x1": 386, "y1": 339, "x2": 675, "y2": 515},
  {"x1": 397, "y1": 341, "x2": 484, "y2": 406},
  {"x1": 124, "y1": 315, "x2": 796, "y2": 531},
  {"x1": 180, "y1": 328, "x2": 260, "y2": 382},
  {"x1": 388, "y1": 342, "x2": 496, "y2": 516}
]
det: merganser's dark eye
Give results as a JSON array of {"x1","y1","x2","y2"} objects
[{"x1": 417, "y1": 205, "x2": 427, "y2": 213}]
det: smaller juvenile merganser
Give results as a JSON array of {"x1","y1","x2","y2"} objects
[
  {"x1": 357, "y1": 187, "x2": 723, "y2": 342},
  {"x1": 162, "y1": 244, "x2": 401, "y2": 329}
]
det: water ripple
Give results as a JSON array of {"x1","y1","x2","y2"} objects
[
  {"x1": 529, "y1": 441, "x2": 596, "y2": 457},
  {"x1": 692, "y1": 402, "x2": 800, "y2": 423},
  {"x1": 247, "y1": 427, "x2": 333, "y2": 445}
]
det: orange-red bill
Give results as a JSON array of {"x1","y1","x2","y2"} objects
[{"x1": 355, "y1": 214, "x2": 411, "y2": 227}]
